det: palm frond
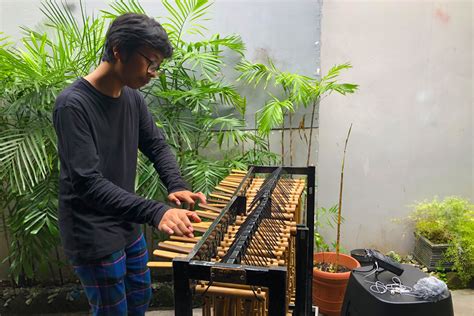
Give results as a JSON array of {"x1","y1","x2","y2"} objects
[
  {"x1": 153, "y1": 80, "x2": 245, "y2": 114},
  {"x1": 256, "y1": 97, "x2": 294, "y2": 136},
  {"x1": 4, "y1": 175, "x2": 59, "y2": 283},
  {"x1": 275, "y1": 72, "x2": 314, "y2": 107},
  {"x1": 190, "y1": 34, "x2": 245, "y2": 56},
  {"x1": 182, "y1": 155, "x2": 228, "y2": 194},
  {"x1": 136, "y1": 154, "x2": 167, "y2": 199},
  {"x1": 100, "y1": 0, "x2": 146, "y2": 18},
  {"x1": 182, "y1": 50, "x2": 222, "y2": 79},
  {"x1": 227, "y1": 149, "x2": 280, "y2": 168},
  {"x1": 235, "y1": 59, "x2": 276, "y2": 89},
  {"x1": 200, "y1": 116, "x2": 243, "y2": 147},
  {"x1": 321, "y1": 62, "x2": 353, "y2": 82},
  {"x1": 0, "y1": 129, "x2": 52, "y2": 193},
  {"x1": 162, "y1": 0, "x2": 213, "y2": 45},
  {"x1": 41, "y1": 0, "x2": 105, "y2": 72}
]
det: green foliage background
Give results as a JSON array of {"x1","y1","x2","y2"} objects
[{"x1": 0, "y1": 0, "x2": 356, "y2": 284}]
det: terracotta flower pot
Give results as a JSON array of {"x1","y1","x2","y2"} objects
[{"x1": 312, "y1": 252, "x2": 360, "y2": 316}]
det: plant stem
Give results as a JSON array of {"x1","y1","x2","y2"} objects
[
  {"x1": 254, "y1": 114, "x2": 258, "y2": 154},
  {"x1": 281, "y1": 113, "x2": 285, "y2": 165},
  {"x1": 48, "y1": 261, "x2": 57, "y2": 283},
  {"x1": 289, "y1": 111, "x2": 293, "y2": 166},
  {"x1": 335, "y1": 123, "x2": 352, "y2": 268},
  {"x1": 306, "y1": 99, "x2": 318, "y2": 165},
  {"x1": 54, "y1": 246, "x2": 64, "y2": 285}
]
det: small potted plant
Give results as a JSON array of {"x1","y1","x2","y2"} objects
[
  {"x1": 312, "y1": 125, "x2": 360, "y2": 316},
  {"x1": 409, "y1": 196, "x2": 474, "y2": 287}
]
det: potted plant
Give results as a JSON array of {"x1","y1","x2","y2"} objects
[
  {"x1": 409, "y1": 197, "x2": 474, "y2": 287},
  {"x1": 312, "y1": 125, "x2": 360, "y2": 316}
]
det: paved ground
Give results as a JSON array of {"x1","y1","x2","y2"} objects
[
  {"x1": 34, "y1": 288, "x2": 473, "y2": 315},
  {"x1": 145, "y1": 289, "x2": 473, "y2": 316},
  {"x1": 451, "y1": 289, "x2": 474, "y2": 316}
]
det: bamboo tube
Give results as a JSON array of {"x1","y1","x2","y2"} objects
[
  {"x1": 195, "y1": 285, "x2": 266, "y2": 300},
  {"x1": 220, "y1": 240, "x2": 289, "y2": 249},
  {"x1": 242, "y1": 256, "x2": 285, "y2": 266},
  {"x1": 235, "y1": 217, "x2": 296, "y2": 227},
  {"x1": 240, "y1": 249, "x2": 283, "y2": 258}
]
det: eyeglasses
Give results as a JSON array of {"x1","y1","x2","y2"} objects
[{"x1": 136, "y1": 51, "x2": 161, "y2": 74}]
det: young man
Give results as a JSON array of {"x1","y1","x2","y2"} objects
[{"x1": 53, "y1": 13, "x2": 205, "y2": 315}]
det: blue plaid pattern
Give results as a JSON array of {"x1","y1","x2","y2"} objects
[{"x1": 72, "y1": 234, "x2": 151, "y2": 316}]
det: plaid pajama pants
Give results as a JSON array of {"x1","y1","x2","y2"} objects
[{"x1": 72, "y1": 234, "x2": 152, "y2": 316}]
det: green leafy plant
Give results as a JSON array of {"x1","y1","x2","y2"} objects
[
  {"x1": 385, "y1": 251, "x2": 402, "y2": 263},
  {"x1": 236, "y1": 60, "x2": 358, "y2": 165},
  {"x1": 0, "y1": 0, "x2": 105, "y2": 284},
  {"x1": 314, "y1": 204, "x2": 345, "y2": 252},
  {"x1": 409, "y1": 196, "x2": 474, "y2": 286}
]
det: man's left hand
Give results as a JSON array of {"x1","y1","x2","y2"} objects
[{"x1": 168, "y1": 190, "x2": 206, "y2": 210}]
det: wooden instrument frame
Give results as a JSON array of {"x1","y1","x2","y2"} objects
[{"x1": 172, "y1": 166, "x2": 316, "y2": 316}]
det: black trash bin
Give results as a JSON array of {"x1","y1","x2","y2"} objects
[
  {"x1": 341, "y1": 263, "x2": 454, "y2": 316},
  {"x1": 350, "y1": 248, "x2": 372, "y2": 267}
]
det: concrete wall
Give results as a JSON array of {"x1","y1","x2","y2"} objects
[{"x1": 318, "y1": 0, "x2": 473, "y2": 254}]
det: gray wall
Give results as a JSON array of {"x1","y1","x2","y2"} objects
[{"x1": 318, "y1": 0, "x2": 473, "y2": 254}]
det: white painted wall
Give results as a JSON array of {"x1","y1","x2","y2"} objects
[{"x1": 318, "y1": 0, "x2": 473, "y2": 254}]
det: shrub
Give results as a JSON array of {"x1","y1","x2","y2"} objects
[{"x1": 409, "y1": 197, "x2": 474, "y2": 286}]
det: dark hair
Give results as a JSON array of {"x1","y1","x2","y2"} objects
[{"x1": 102, "y1": 13, "x2": 173, "y2": 62}]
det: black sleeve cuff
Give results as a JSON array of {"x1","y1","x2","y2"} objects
[{"x1": 151, "y1": 203, "x2": 171, "y2": 227}]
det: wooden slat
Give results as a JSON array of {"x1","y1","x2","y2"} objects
[
  {"x1": 169, "y1": 235, "x2": 200, "y2": 243},
  {"x1": 147, "y1": 261, "x2": 173, "y2": 268},
  {"x1": 209, "y1": 193, "x2": 231, "y2": 201},
  {"x1": 158, "y1": 242, "x2": 192, "y2": 254},
  {"x1": 200, "y1": 204, "x2": 224, "y2": 212},
  {"x1": 207, "y1": 199, "x2": 229, "y2": 204},
  {"x1": 153, "y1": 249, "x2": 186, "y2": 259},
  {"x1": 231, "y1": 169, "x2": 247, "y2": 174},
  {"x1": 163, "y1": 241, "x2": 196, "y2": 248},
  {"x1": 215, "y1": 186, "x2": 235, "y2": 194},
  {"x1": 220, "y1": 180, "x2": 240, "y2": 187},
  {"x1": 211, "y1": 191, "x2": 233, "y2": 198},
  {"x1": 195, "y1": 210, "x2": 218, "y2": 220}
]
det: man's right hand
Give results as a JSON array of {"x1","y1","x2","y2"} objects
[{"x1": 158, "y1": 208, "x2": 201, "y2": 238}]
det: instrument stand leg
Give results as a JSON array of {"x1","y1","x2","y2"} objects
[{"x1": 173, "y1": 258, "x2": 193, "y2": 316}]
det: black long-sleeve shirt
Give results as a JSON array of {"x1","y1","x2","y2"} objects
[{"x1": 53, "y1": 78, "x2": 187, "y2": 260}]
